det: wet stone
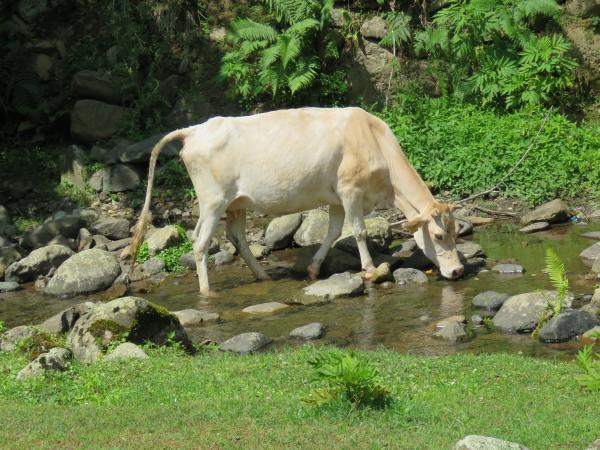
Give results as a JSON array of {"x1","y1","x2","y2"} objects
[
  {"x1": 0, "y1": 281, "x2": 20, "y2": 293},
  {"x1": 492, "y1": 264, "x2": 524, "y2": 274},
  {"x1": 538, "y1": 310, "x2": 598, "y2": 343},
  {"x1": 434, "y1": 321, "x2": 467, "y2": 342},
  {"x1": 472, "y1": 291, "x2": 510, "y2": 311},
  {"x1": 303, "y1": 272, "x2": 365, "y2": 300},
  {"x1": 174, "y1": 309, "x2": 220, "y2": 327},
  {"x1": 582, "y1": 231, "x2": 600, "y2": 240},
  {"x1": 212, "y1": 250, "x2": 234, "y2": 266},
  {"x1": 243, "y1": 302, "x2": 289, "y2": 314},
  {"x1": 219, "y1": 332, "x2": 272, "y2": 354},
  {"x1": 580, "y1": 242, "x2": 600, "y2": 261},
  {"x1": 289, "y1": 322, "x2": 325, "y2": 340},
  {"x1": 456, "y1": 241, "x2": 484, "y2": 259},
  {"x1": 519, "y1": 222, "x2": 550, "y2": 233},
  {"x1": 393, "y1": 268, "x2": 428, "y2": 284},
  {"x1": 436, "y1": 315, "x2": 465, "y2": 330}
]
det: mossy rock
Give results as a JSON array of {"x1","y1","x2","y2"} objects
[
  {"x1": 66, "y1": 297, "x2": 190, "y2": 364},
  {"x1": 18, "y1": 332, "x2": 66, "y2": 361}
]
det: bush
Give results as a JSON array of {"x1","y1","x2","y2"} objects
[{"x1": 379, "y1": 97, "x2": 600, "y2": 204}]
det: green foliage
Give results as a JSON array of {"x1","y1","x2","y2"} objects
[
  {"x1": 136, "y1": 242, "x2": 150, "y2": 265},
  {"x1": 135, "y1": 225, "x2": 192, "y2": 272},
  {"x1": 88, "y1": 320, "x2": 129, "y2": 353},
  {"x1": 17, "y1": 333, "x2": 66, "y2": 361},
  {"x1": 379, "y1": 97, "x2": 600, "y2": 204},
  {"x1": 13, "y1": 217, "x2": 44, "y2": 233},
  {"x1": 220, "y1": 0, "x2": 340, "y2": 102},
  {"x1": 304, "y1": 350, "x2": 391, "y2": 409},
  {"x1": 482, "y1": 317, "x2": 495, "y2": 330},
  {"x1": 55, "y1": 181, "x2": 94, "y2": 208},
  {"x1": 379, "y1": 11, "x2": 412, "y2": 51},
  {"x1": 545, "y1": 247, "x2": 568, "y2": 316},
  {"x1": 0, "y1": 322, "x2": 6, "y2": 334},
  {"x1": 414, "y1": 0, "x2": 577, "y2": 108},
  {"x1": 575, "y1": 345, "x2": 600, "y2": 391}
]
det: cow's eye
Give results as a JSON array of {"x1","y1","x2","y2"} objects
[{"x1": 434, "y1": 233, "x2": 443, "y2": 241}]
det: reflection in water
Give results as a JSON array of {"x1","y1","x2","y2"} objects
[{"x1": 1, "y1": 221, "x2": 599, "y2": 358}]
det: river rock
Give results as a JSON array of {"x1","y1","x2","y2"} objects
[
  {"x1": 45, "y1": 249, "x2": 121, "y2": 296},
  {"x1": 212, "y1": 250, "x2": 235, "y2": 266},
  {"x1": 293, "y1": 245, "x2": 362, "y2": 276},
  {"x1": 493, "y1": 291, "x2": 567, "y2": 333},
  {"x1": 519, "y1": 222, "x2": 550, "y2": 233},
  {"x1": 0, "y1": 325, "x2": 38, "y2": 352},
  {"x1": 0, "y1": 281, "x2": 20, "y2": 292},
  {"x1": 472, "y1": 291, "x2": 510, "y2": 311},
  {"x1": 72, "y1": 208, "x2": 101, "y2": 227},
  {"x1": 393, "y1": 268, "x2": 428, "y2": 284},
  {"x1": 538, "y1": 310, "x2": 598, "y2": 343},
  {"x1": 455, "y1": 217, "x2": 474, "y2": 237},
  {"x1": 219, "y1": 332, "x2": 272, "y2": 354},
  {"x1": 104, "y1": 342, "x2": 148, "y2": 361},
  {"x1": 290, "y1": 322, "x2": 325, "y2": 340},
  {"x1": 71, "y1": 99, "x2": 127, "y2": 142},
  {"x1": 587, "y1": 438, "x2": 600, "y2": 450},
  {"x1": 90, "y1": 217, "x2": 131, "y2": 240},
  {"x1": 67, "y1": 296, "x2": 189, "y2": 363},
  {"x1": 592, "y1": 288, "x2": 600, "y2": 307},
  {"x1": 106, "y1": 237, "x2": 132, "y2": 252},
  {"x1": 5, "y1": 244, "x2": 74, "y2": 283},
  {"x1": 303, "y1": 272, "x2": 365, "y2": 300},
  {"x1": 265, "y1": 213, "x2": 303, "y2": 250},
  {"x1": 0, "y1": 247, "x2": 20, "y2": 278},
  {"x1": 492, "y1": 264, "x2": 524, "y2": 274},
  {"x1": 89, "y1": 170, "x2": 104, "y2": 191},
  {"x1": 38, "y1": 302, "x2": 95, "y2": 334},
  {"x1": 361, "y1": 16, "x2": 387, "y2": 39},
  {"x1": 21, "y1": 215, "x2": 84, "y2": 249},
  {"x1": 76, "y1": 228, "x2": 93, "y2": 251},
  {"x1": 174, "y1": 309, "x2": 220, "y2": 327},
  {"x1": 293, "y1": 210, "x2": 329, "y2": 246},
  {"x1": 71, "y1": 70, "x2": 121, "y2": 104},
  {"x1": 48, "y1": 235, "x2": 75, "y2": 250},
  {"x1": 243, "y1": 302, "x2": 289, "y2": 314},
  {"x1": 0, "y1": 205, "x2": 15, "y2": 237},
  {"x1": 16, "y1": 347, "x2": 72, "y2": 381},
  {"x1": 249, "y1": 243, "x2": 269, "y2": 259},
  {"x1": 129, "y1": 258, "x2": 165, "y2": 282},
  {"x1": 582, "y1": 231, "x2": 600, "y2": 240},
  {"x1": 102, "y1": 164, "x2": 140, "y2": 192},
  {"x1": 456, "y1": 241, "x2": 484, "y2": 259},
  {"x1": 434, "y1": 321, "x2": 467, "y2": 342},
  {"x1": 454, "y1": 435, "x2": 530, "y2": 450},
  {"x1": 521, "y1": 199, "x2": 570, "y2": 225},
  {"x1": 146, "y1": 225, "x2": 179, "y2": 256},
  {"x1": 580, "y1": 242, "x2": 600, "y2": 261},
  {"x1": 436, "y1": 315, "x2": 466, "y2": 330}
]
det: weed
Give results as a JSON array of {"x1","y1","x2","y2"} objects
[
  {"x1": 575, "y1": 345, "x2": 600, "y2": 391},
  {"x1": 17, "y1": 333, "x2": 66, "y2": 361},
  {"x1": 0, "y1": 321, "x2": 6, "y2": 333}
]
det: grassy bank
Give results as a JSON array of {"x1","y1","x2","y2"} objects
[{"x1": 0, "y1": 346, "x2": 598, "y2": 449}]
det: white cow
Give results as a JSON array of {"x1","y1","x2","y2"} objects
[{"x1": 127, "y1": 107, "x2": 464, "y2": 295}]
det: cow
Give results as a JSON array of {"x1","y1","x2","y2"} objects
[{"x1": 126, "y1": 107, "x2": 464, "y2": 296}]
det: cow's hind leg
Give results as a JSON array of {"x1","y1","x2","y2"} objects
[
  {"x1": 307, "y1": 204, "x2": 345, "y2": 279},
  {"x1": 226, "y1": 208, "x2": 270, "y2": 281},
  {"x1": 193, "y1": 203, "x2": 226, "y2": 296},
  {"x1": 340, "y1": 193, "x2": 376, "y2": 277}
]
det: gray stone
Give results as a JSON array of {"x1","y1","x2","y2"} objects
[
  {"x1": 330, "y1": 8, "x2": 346, "y2": 27},
  {"x1": 71, "y1": 99, "x2": 127, "y2": 142},
  {"x1": 456, "y1": 241, "x2": 484, "y2": 259},
  {"x1": 117, "y1": 132, "x2": 182, "y2": 163},
  {"x1": 0, "y1": 281, "x2": 20, "y2": 292},
  {"x1": 303, "y1": 272, "x2": 365, "y2": 300},
  {"x1": 393, "y1": 268, "x2": 428, "y2": 284},
  {"x1": 219, "y1": 332, "x2": 272, "y2": 354},
  {"x1": 90, "y1": 218, "x2": 131, "y2": 240},
  {"x1": 454, "y1": 435, "x2": 530, "y2": 450},
  {"x1": 67, "y1": 296, "x2": 189, "y2": 364},
  {"x1": 538, "y1": 310, "x2": 598, "y2": 343},
  {"x1": 71, "y1": 70, "x2": 121, "y2": 104},
  {"x1": 586, "y1": 438, "x2": 600, "y2": 450},
  {"x1": 492, "y1": 264, "x2": 524, "y2": 274},
  {"x1": 173, "y1": 309, "x2": 220, "y2": 327},
  {"x1": 212, "y1": 250, "x2": 235, "y2": 266},
  {"x1": 266, "y1": 213, "x2": 303, "y2": 250},
  {"x1": 471, "y1": 314, "x2": 483, "y2": 325},
  {"x1": 334, "y1": 217, "x2": 392, "y2": 254},
  {"x1": 129, "y1": 258, "x2": 165, "y2": 282},
  {"x1": 289, "y1": 322, "x2": 325, "y2": 340},
  {"x1": 47, "y1": 235, "x2": 75, "y2": 250},
  {"x1": 592, "y1": 288, "x2": 600, "y2": 307},
  {"x1": 166, "y1": 93, "x2": 213, "y2": 129},
  {"x1": 293, "y1": 245, "x2": 361, "y2": 276},
  {"x1": 45, "y1": 249, "x2": 121, "y2": 296},
  {"x1": 582, "y1": 231, "x2": 600, "y2": 240},
  {"x1": 472, "y1": 291, "x2": 510, "y2": 311},
  {"x1": 76, "y1": 228, "x2": 93, "y2": 252},
  {"x1": 21, "y1": 215, "x2": 83, "y2": 249},
  {"x1": 89, "y1": 170, "x2": 104, "y2": 191},
  {"x1": 0, "y1": 205, "x2": 15, "y2": 237},
  {"x1": 293, "y1": 210, "x2": 329, "y2": 246},
  {"x1": 5, "y1": 244, "x2": 74, "y2": 283},
  {"x1": 102, "y1": 164, "x2": 140, "y2": 192},
  {"x1": 106, "y1": 237, "x2": 132, "y2": 252},
  {"x1": 146, "y1": 225, "x2": 179, "y2": 256},
  {"x1": 60, "y1": 145, "x2": 86, "y2": 190},
  {"x1": 0, "y1": 325, "x2": 38, "y2": 352},
  {"x1": 38, "y1": 302, "x2": 95, "y2": 334},
  {"x1": 455, "y1": 217, "x2": 474, "y2": 237},
  {"x1": 72, "y1": 208, "x2": 100, "y2": 227},
  {"x1": 0, "y1": 246, "x2": 21, "y2": 280},
  {"x1": 347, "y1": 40, "x2": 395, "y2": 105},
  {"x1": 493, "y1": 291, "x2": 567, "y2": 333},
  {"x1": 581, "y1": 242, "x2": 600, "y2": 261},
  {"x1": 361, "y1": 16, "x2": 387, "y2": 39},
  {"x1": 104, "y1": 342, "x2": 148, "y2": 361},
  {"x1": 583, "y1": 326, "x2": 600, "y2": 339},
  {"x1": 243, "y1": 302, "x2": 289, "y2": 314},
  {"x1": 17, "y1": 348, "x2": 72, "y2": 381},
  {"x1": 249, "y1": 243, "x2": 269, "y2": 259},
  {"x1": 521, "y1": 199, "x2": 570, "y2": 225},
  {"x1": 434, "y1": 321, "x2": 467, "y2": 342},
  {"x1": 519, "y1": 222, "x2": 550, "y2": 233}
]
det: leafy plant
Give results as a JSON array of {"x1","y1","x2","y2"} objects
[
  {"x1": 304, "y1": 350, "x2": 391, "y2": 409},
  {"x1": 0, "y1": 321, "x2": 6, "y2": 334},
  {"x1": 17, "y1": 333, "x2": 66, "y2": 361},
  {"x1": 575, "y1": 345, "x2": 600, "y2": 391},
  {"x1": 135, "y1": 224, "x2": 192, "y2": 272},
  {"x1": 220, "y1": 0, "x2": 340, "y2": 102},
  {"x1": 414, "y1": 0, "x2": 577, "y2": 108},
  {"x1": 545, "y1": 247, "x2": 568, "y2": 316}
]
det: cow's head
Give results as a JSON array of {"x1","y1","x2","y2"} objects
[{"x1": 404, "y1": 202, "x2": 464, "y2": 279}]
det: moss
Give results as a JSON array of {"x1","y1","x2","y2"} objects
[
  {"x1": 18, "y1": 333, "x2": 66, "y2": 361},
  {"x1": 128, "y1": 303, "x2": 192, "y2": 352},
  {"x1": 87, "y1": 320, "x2": 129, "y2": 352}
]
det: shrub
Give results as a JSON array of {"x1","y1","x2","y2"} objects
[
  {"x1": 576, "y1": 345, "x2": 600, "y2": 391},
  {"x1": 379, "y1": 97, "x2": 600, "y2": 204},
  {"x1": 136, "y1": 224, "x2": 192, "y2": 273}
]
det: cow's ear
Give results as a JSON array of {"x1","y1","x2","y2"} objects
[{"x1": 403, "y1": 215, "x2": 427, "y2": 234}]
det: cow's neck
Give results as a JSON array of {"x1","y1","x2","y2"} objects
[{"x1": 392, "y1": 168, "x2": 436, "y2": 220}]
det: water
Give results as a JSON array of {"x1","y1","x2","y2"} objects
[{"x1": 1, "y1": 221, "x2": 599, "y2": 358}]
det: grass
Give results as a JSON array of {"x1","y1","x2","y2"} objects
[{"x1": 0, "y1": 346, "x2": 598, "y2": 449}]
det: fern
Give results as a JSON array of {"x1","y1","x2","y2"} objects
[
  {"x1": 575, "y1": 345, "x2": 600, "y2": 391},
  {"x1": 545, "y1": 247, "x2": 569, "y2": 316},
  {"x1": 379, "y1": 11, "x2": 412, "y2": 50}
]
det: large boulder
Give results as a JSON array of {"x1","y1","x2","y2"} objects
[
  {"x1": 493, "y1": 291, "x2": 569, "y2": 333},
  {"x1": 90, "y1": 217, "x2": 131, "y2": 240},
  {"x1": 0, "y1": 325, "x2": 38, "y2": 352},
  {"x1": 45, "y1": 249, "x2": 121, "y2": 296},
  {"x1": 71, "y1": 99, "x2": 127, "y2": 142},
  {"x1": 146, "y1": 225, "x2": 180, "y2": 256},
  {"x1": 21, "y1": 215, "x2": 83, "y2": 249},
  {"x1": 346, "y1": 40, "x2": 395, "y2": 105},
  {"x1": 335, "y1": 217, "x2": 392, "y2": 253},
  {"x1": 66, "y1": 296, "x2": 189, "y2": 363},
  {"x1": 16, "y1": 347, "x2": 72, "y2": 381},
  {"x1": 38, "y1": 302, "x2": 95, "y2": 334},
  {"x1": 361, "y1": 16, "x2": 387, "y2": 39},
  {"x1": 5, "y1": 245, "x2": 73, "y2": 283},
  {"x1": 117, "y1": 132, "x2": 182, "y2": 163},
  {"x1": 538, "y1": 310, "x2": 598, "y2": 343},
  {"x1": 265, "y1": 213, "x2": 303, "y2": 250},
  {"x1": 71, "y1": 70, "x2": 121, "y2": 104},
  {"x1": 303, "y1": 272, "x2": 365, "y2": 300},
  {"x1": 0, "y1": 246, "x2": 21, "y2": 280},
  {"x1": 293, "y1": 210, "x2": 329, "y2": 246},
  {"x1": 293, "y1": 245, "x2": 361, "y2": 276},
  {"x1": 521, "y1": 199, "x2": 571, "y2": 225},
  {"x1": 102, "y1": 164, "x2": 140, "y2": 192},
  {"x1": 581, "y1": 242, "x2": 600, "y2": 262}
]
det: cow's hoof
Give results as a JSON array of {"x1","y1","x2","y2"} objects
[
  {"x1": 307, "y1": 263, "x2": 320, "y2": 281},
  {"x1": 200, "y1": 289, "x2": 220, "y2": 298},
  {"x1": 361, "y1": 266, "x2": 377, "y2": 281}
]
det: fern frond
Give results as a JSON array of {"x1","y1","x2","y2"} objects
[
  {"x1": 230, "y1": 18, "x2": 278, "y2": 42},
  {"x1": 288, "y1": 59, "x2": 318, "y2": 94},
  {"x1": 287, "y1": 18, "x2": 320, "y2": 36}
]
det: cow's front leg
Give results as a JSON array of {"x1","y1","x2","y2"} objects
[
  {"x1": 341, "y1": 194, "x2": 376, "y2": 278},
  {"x1": 307, "y1": 205, "x2": 345, "y2": 279},
  {"x1": 226, "y1": 209, "x2": 271, "y2": 281}
]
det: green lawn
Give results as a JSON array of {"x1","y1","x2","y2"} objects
[{"x1": 0, "y1": 346, "x2": 598, "y2": 449}]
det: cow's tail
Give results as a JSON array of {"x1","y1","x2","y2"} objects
[{"x1": 125, "y1": 128, "x2": 192, "y2": 267}]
